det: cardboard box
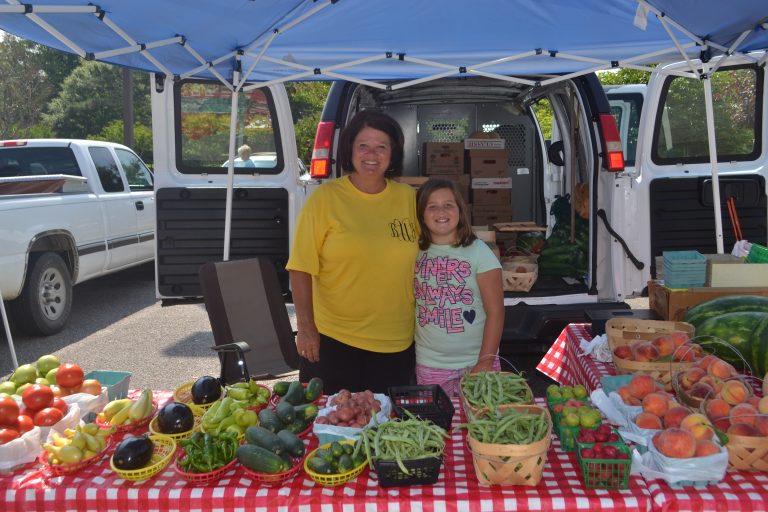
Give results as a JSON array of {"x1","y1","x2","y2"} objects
[
  {"x1": 423, "y1": 142, "x2": 464, "y2": 174},
  {"x1": 472, "y1": 177, "x2": 513, "y2": 189},
  {"x1": 473, "y1": 229, "x2": 496, "y2": 243},
  {"x1": 429, "y1": 173, "x2": 470, "y2": 203},
  {"x1": 648, "y1": 279, "x2": 768, "y2": 321},
  {"x1": 464, "y1": 138, "x2": 505, "y2": 150},
  {"x1": 393, "y1": 176, "x2": 429, "y2": 189},
  {"x1": 472, "y1": 188, "x2": 511, "y2": 205},
  {"x1": 706, "y1": 254, "x2": 768, "y2": 287},
  {"x1": 469, "y1": 149, "x2": 509, "y2": 178},
  {"x1": 473, "y1": 205, "x2": 513, "y2": 226}
]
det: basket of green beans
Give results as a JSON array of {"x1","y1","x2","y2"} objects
[
  {"x1": 462, "y1": 404, "x2": 552, "y2": 486},
  {"x1": 459, "y1": 371, "x2": 533, "y2": 420}
]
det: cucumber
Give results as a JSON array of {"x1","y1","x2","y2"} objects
[
  {"x1": 283, "y1": 381, "x2": 306, "y2": 405},
  {"x1": 236, "y1": 444, "x2": 288, "y2": 474},
  {"x1": 314, "y1": 447, "x2": 333, "y2": 463},
  {"x1": 337, "y1": 454, "x2": 354, "y2": 473},
  {"x1": 342, "y1": 443, "x2": 353, "y2": 456},
  {"x1": 307, "y1": 456, "x2": 332, "y2": 475},
  {"x1": 304, "y1": 377, "x2": 323, "y2": 402},
  {"x1": 352, "y1": 451, "x2": 367, "y2": 468},
  {"x1": 244, "y1": 425, "x2": 285, "y2": 454},
  {"x1": 330, "y1": 441, "x2": 344, "y2": 459},
  {"x1": 286, "y1": 418, "x2": 309, "y2": 434},
  {"x1": 276, "y1": 400, "x2": 295, "y2": 424},
  {"x1": 684, "y1": 295, "x2": 768, "y2": 329},
  {"x1": 272, "y1": 381, "x2": 291, "y2": 397},
  {"x1": 293, "y1": 404, "x2": 318, "y2": 421},
  {"x1": 257, "y1": 408, "x2": 285, "y2": 433},
  {"x1": 276, "y1": 429, "x2": 305, "y2": 457}
]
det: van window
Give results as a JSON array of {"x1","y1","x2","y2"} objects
[
  {"x1": 174, "y1": 80, "x2": 283, "y2": 174},
  {"x1": 608, "y1": 93, "x2": 642, "y2": 167},
  {"x1": 652, "y1": 66, "x2": 762, "y2": 164}
]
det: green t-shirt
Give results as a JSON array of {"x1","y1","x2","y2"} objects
[{"x1": 414, "y1": 239, "x2": 502, "y2": 369}]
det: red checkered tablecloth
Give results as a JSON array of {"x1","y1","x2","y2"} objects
[
  {"x1": 536, "y1": 323, "x2": 768, "y2": 512},
  {"x1": 1, "y1": 391, "x2": 654, "y2": 512}
]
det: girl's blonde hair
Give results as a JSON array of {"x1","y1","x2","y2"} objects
[{"x1": 416, "y1": 178, "x2": 476, "y2": 250}]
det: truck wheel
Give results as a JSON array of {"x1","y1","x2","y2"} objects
[{"x1": 10, "y1": 252, "x2": 72, "y2": 336}]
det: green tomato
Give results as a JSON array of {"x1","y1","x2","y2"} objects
[
  {"x1": 0, "y1": 381, "x2": 16, "y2": 395},
  {"x1": 36, "y1": 354, "x2": 60, "y2": 376},
  {"x1": 564, "y1": 412, "x2": 580, "y2": 427},
  {"x1": 15, "y1": 383, "x2": 31, "y2": 396},
  {"x1": 561, "y1": 387, "x2": 574, "y2": 399},
  {"x1": 546, "y1": 384, "x2": 560, "y2": 396},
  {"x1": 45, "y1": 368, "x2": 58, "y2": 384},
  {"x1": 11, "y1": 364, "x2": 38, "y2": 385},
  {"x1": 573, "y1": 385, "x2": 588, "y2": 398},
  {"x1": 35, "y1": 377, "x2": 50, "y2": 386}
]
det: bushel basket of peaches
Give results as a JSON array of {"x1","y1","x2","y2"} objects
[{"x1": 607, "y1": 318, "x2": 698, "y2": 392}]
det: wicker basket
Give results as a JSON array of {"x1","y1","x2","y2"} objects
[
  {"x1": 606, "y1": 318, "x2": 696, "y2": 390},
  {"x1": 459, "y1": 372, "x2": 533, "y2": 420},
  {"x1": 466, "y1": 404, "x2": 552, "y2": 486},
  {"x1": 723, "y1": 432, "x2": 768, "y2": 472},
  {"x1": 501, "y1": 262, "x2": 538, "y2": 292}
]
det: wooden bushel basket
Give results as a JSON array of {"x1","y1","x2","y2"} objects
[
  {"x1": 459, "y1": 372, "x2": 533, "y2": 421},
  {"x1": 606, "y1": 318, "x2": 696, "y2": 390},
  {"x1": 466, "y1": 405, "x2": 552, "y2": 486},
  {"x1": 724, "y1": 432, "x2": 768, "y2": 472},
  {"x1": 501, "y1": 262, "x2": 538, "y2": 292}
]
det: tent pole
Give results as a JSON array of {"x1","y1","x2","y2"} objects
[
  {"x1": 701, "y1": 62, "x2": 725, "y2": 254},
  {"x1": 0, "y1": 288, "x2": 19, "y2": 369},
  {"x1": 223, "y1": 69, "x2": 241, "y2": 262}
]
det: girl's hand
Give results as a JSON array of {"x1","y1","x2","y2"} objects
[
  {"x1": 296, "y1": 327, "x2": 321, "y2": 363},
  {"x1": 470, "y1": 359, "x2": 493, "y2": 374}
]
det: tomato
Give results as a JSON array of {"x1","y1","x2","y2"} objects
[
  {"x1": 22, "y1": 384, "x2": 54, "y2": 412},
  {"x1": 55, "y1": 363, "x2": 84, "y2": 389},
  {"x1": 79, "y1": 379, "x2": 102, "y2": 396},
  {"x1": 16, "y1": 415, "x2": 34, "y2": 434},
  {"x1": 0, "y1": 427, "x2": 20, "y2": 445},
  {"x1": 51, "y1": 397, "x2": 68, "y2": 414},
  {"x1": 33, "y1": 407, "x2": 64, "y2": 427},
  {"x1": 0, "y1": 396, "x2": 20, "y2": 426}
]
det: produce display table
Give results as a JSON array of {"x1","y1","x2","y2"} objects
[
  {"x1": 1, "y1": 390, "x2": 653, "y2": 512},
  {"x1": 537, "y1": 323, "x2": 768, "y2": 512}
]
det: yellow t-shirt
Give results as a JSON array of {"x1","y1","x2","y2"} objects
[{"x1": 287, "y1": 176, "x2": 418, "y2": 353}]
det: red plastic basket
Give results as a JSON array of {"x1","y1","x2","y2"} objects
[
  {"x1": 174, "y1": 455, "x2": 238, "y2": 484},
  {"x1": 38, "y1": 439, "x2": 113, "y2": 477},
  {"x1": 95, "y1": 400, "x2": 158, "y2": 434},
  {"x1": 240, "y1": 456, "x2": 304, "y2": 485}
]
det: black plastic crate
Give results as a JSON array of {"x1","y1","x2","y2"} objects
[
  {"x1": 387, "y1": 385, "x2": 455, "y2": 430},
  {"x1": 373, "y1": 456, "x2": 442, "y2": 488}
]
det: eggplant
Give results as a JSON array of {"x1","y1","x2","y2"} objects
[
  {"x1": 113, "y1": 436, "x2": 153, "y2": 470},
  {"x1": 190, "y1": 375, "x2": 221, "y2": 404},
  {"x1": 157, "y1": 402, "x2": 195, "y2": 434}
]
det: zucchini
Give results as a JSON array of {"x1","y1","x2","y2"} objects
[
  {"x1": 293, "y1": 404, "x2": 318, "y2": 421},
  {"x1": 304, "y1": 377, "x2": 323, "y2": 402},
  {"x1": 272, "y1": 381, "x2": 291, "y2": 397},
  {"x1": 244, "y1": 425, "x2": 285, "y2": 454},
  {"x1": 276, "y1": 400, "x2": 295, "y2": 424},
  {"x1": 257, "y1": 408, "x2": 285, "y2": 433},
  {"x1": 307, "y1": 456, "x2": 332, "y2": 475},
  {"x1": 283, "y1": 381, "x2": 306, "y2": 406},
  {"x1": 276, "y1": 429, "x2": 305, "y2": 457},
  {"x1": 236, "y1": 444, "x2": 288, "y2": 474}
]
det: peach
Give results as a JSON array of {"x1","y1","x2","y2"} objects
[
  {"x1": 669, "y1": 331, "x2": 691, "y2": 347},
  {"x1": 758, "y1": 396, "x2": 768, "y2": 414},
  {"x1": 635, "y1": 412, "x2": 663, "y2": 430},
  {"x1": 748, "y1": 396, "x2": 761, "y2": 409},
  {"x1": 704, "y1": 398, "x2": 731, "y2": 422},
  {"x1": 626, "y1": 396, "x2": 642, "y2": 406},
  {"x1": 614, "y1": 345, "x2": 633, "y2": 360},
  {"x1": 628, "y1": 374, "x2": 657, "y2": 400},
  {"x1": 699, "y1": 375, "x2": 723, "y2": 394},
  {"x1": 653, "y1": 428, "x2": 696, "y2": 458},
  {"x1": 673, "y1": 343, "x2": 703, "y2": 362},
  {"x1": 664, "y1": 406, "x2": 691, "y2": 429},
  {"x1": 713, "y1": 417, "x2": 732, "y2": 433},
  {"x1": 616, "y1": 386, "x2": 632, "y2": 404},
  {"x1": 680, "y1": 367, "x2": 707, "y2": 390},
  {"x1": 651, "y1": 335, "x2": 676, "y2": 358},
  {"x1": 707, "y1": 358, "x2": 737, "y2": 380},
  {"x1": 720, "y1": 380, "x2": 750, "y2": 405},
  {"x1": 729, "y1": 403, "x2": 758, "y2": 427},
  {"x1": 680, "y1": 413, "x2": 715, "y2": 441},
  {"x1": 632, "y1": 341, "x2": 660, "y2": 362},
  {"x1": 694, "y1": 439, "x2": 721, "y2": 457},
  {"x1": 728, "y1": 423, "x2": 761, "y2": 437},
  {"x1": 688, "y1": 382, "x2": 715, "y2": 400},
  {"x1": 642, "y1": 392, "x2": 669, "y2": 417},
  {"x1": 696, "y1": 354, "x2": 719, "y2": 371},
  {"x1": 755, "y1": 415, "x2": 768, "y2": 436}
]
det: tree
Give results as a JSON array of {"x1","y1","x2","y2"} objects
[
  {"x1": 0, "y1": 36, "x2": 53, "y2": 139},
  {"x1": 90, "y1": 120, "x2": 154, "y2": 164},
  {"x1": 598, "y1": 68, "x2": 651, "y2": 86},
  {"x1": 44, "y1": 61, "x2": 151, "y2": 139},
  {"x1": 284, "y1": 81, "x2": 331, "y2": 162},
  {"x1": 20, "y1": 41, "x2": 80, "y2": 98}
]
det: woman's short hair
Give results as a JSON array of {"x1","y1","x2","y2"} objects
[
  {"x1": 416, "y1": 178, "x2": 476, "y2": 250},
  {"x1": 338, "y1": 110, "x2": 404, "y2": 174}
]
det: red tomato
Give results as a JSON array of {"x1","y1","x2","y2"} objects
[
  {"x1": 51, "y1": 397, "x2": 68, "y2": 414},
  {"x1": 0, "y1": 427, "x2": 20, "y2": 445},
  {"x1": 55, "y1": 363, "x2": 84, "y2": 389},
  {"x1": 0, "y1": 396, "x2": 20, "y2": 426},
  {"x1": 16, "y1": 415, "x2": 34, "y2": 434},
  {"x1": 22, "y1": 384, "x2": 55, "y2": 411},
  {"x1": 33, "y1": 407, "x2": 64, "y2": 427}
]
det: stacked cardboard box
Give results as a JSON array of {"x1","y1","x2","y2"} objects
[{"x1": 466, "y1": 138, "x2": 512, "y2": 225}]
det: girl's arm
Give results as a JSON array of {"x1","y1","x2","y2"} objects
[
  {"x1": 290, "y1": 270, "x2": 321, "y2": 363},
  {"x1": 471, "y1": 268, "x2": 504, "y2": 373}
]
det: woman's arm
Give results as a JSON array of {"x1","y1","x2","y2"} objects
[
  {"x1": 471, "y1": 268, "x2": 504, "y2": 373},
  {"x1": 290, "y1": 270, "x2": 321, "y2": 363}
]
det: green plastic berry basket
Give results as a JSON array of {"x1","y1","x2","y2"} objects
[{"x1": 577, "y1": 443, "x2": 631, "y2": 490}]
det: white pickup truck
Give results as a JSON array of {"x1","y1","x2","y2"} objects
[{"x1": 0, "y1": 139, "x2": 155, "y2": 335}]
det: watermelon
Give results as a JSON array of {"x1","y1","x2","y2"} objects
[
  {"x1": 684, "y1": 295, "x2": 768, "y2": 329},
  {"x1": 695, "y1": 311, "x2": 768, "y2": 372},
  {"x1": 750, "y1": 315, "x2": 768, "y2": 376}
]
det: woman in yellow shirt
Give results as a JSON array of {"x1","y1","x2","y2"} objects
[{"x1": 286, "y1": 111, "x2": 418, "y2": 394}]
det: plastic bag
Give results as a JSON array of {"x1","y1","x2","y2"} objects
[
  {"x1": 0, "y1": 427, "x2": 42, "y2": 473},
  {"x1": 617, "y1": 408, "x2": 660, "y2": 447},
  {"x1": 38, "y1": 403, "x2": 81, "y2": 443},
  {"x1": 63, "y1": 387, "x2": 108, "y2": 420},
  {"x1": 631, "y1": 439, "x2": 728, "y2": 485},
  {"x1": 312, "y1": 393, "x2": 391, "y2": 442},
  {"x1": 732, "y1": 240, "x2": 751, "y2": 258},
  {"x1": 590, "y1": 388, "x2": 641, "y2": 428}
]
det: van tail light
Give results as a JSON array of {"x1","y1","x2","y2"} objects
[
  {"x1": 310, "y1": 121, "x2": 335, "y2": 179},
  {"x1": 598, "y1": 113, "x2": 625, "y2": 172}
]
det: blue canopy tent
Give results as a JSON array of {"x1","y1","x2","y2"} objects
[{"x1": 0, "y1": 0, "x2": 766, "y2": 361}]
